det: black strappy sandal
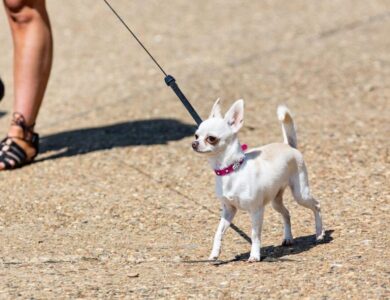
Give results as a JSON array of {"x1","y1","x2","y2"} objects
[
  {"x1": 0, "y1": 77, "x2": 4, "y2": 101},
  {"x1": 0, "y1": 113, "x2": 39, "y2": 170}
]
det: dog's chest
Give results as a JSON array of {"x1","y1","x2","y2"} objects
[{"x1": 215, "y1": 176, "x2": 256, "y2": 210}]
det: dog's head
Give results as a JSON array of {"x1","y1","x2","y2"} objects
[{"x1": 192, "y1": 99, "x2": 244, "y2": 156}]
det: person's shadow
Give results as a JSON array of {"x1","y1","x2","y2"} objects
[{"x1": 38, "y1": 118, "x2": 196, "y2": 161}]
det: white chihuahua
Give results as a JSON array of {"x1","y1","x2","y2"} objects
[{"x1": 192, "y1": 99, "x2": 324, "y2": 262}]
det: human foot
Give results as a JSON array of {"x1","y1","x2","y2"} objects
[{"x1": 0, "y1": 113, "x2": 39, "y2": 170}]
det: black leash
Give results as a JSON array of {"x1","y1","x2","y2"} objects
[{"x1": 103, "y1": 0, "x2": 251, "y2": 244}]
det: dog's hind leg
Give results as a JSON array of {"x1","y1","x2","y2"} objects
[
  {"x1": 289, "y1": 163, "x2": 324, "y2": 241},
  {"x1": 209, "y1": 203, "x2": 237, "y2": 260},
  {"x1": 272, "y1": 188, "x2": 293, "y2": 246}
]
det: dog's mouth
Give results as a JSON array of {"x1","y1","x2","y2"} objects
[{"x1": 192, "y1": 148, "x2": 213, "y2": 154}]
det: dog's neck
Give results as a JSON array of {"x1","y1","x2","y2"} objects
[{"x1": 208, "y1": 136, "x2": 245, "y2": 170}]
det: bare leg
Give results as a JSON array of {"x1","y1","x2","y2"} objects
[
  {"x1": 248, "y1": 208, "x2": 264, "y2": 262},
  {"x1": 1, "y1": 0, "x2": 52, "y2": 169},
  {"x1": 272, "y1": 189, "x2": 293, "y2": 246},
  {"x1": 209, "y1": 204, "x2": 237, "y2": 260}
]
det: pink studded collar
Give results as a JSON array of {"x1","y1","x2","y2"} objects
[{"x1": 214, "y1": 144, "x2": 248, "y2": 176}]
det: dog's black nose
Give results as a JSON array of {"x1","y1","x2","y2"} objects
[{"x1": 192, "y1": 141, "x2": 199, "y2": 150}]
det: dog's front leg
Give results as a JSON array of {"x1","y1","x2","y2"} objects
[
  {"x1": 209, "y1": 204, "x2": 237, "y2": 260},
  {"x1": 248, "y1": 208, "x2": 265, "y2": 262}
]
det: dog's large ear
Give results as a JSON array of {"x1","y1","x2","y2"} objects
[
  {"x1": 224, "y1": 99, "x2": 244, "y2": 133},
  {"x1": 209, "y1": 98, "x2": 222, "y2": 119}
]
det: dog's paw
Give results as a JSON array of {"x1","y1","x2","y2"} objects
[
  {"x1": 247, "y1": 256, "x2": 260, "y2": 263},
  {"x1": 316, "y1": 230, "x2": 325, "y2": 242},
  {"x1": 282, "y1": 238, "x2": 294, "y2": 247},
  {"x1": 208, "y1": 254, "x2": 219, "y2": 261}
]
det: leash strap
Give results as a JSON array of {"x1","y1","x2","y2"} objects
[{"x1": 164, "y1": 75, "x2": 203, "y2": 125}]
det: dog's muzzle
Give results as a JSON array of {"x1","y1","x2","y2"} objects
[{"x1": 192, "y1": 141, "x2": 199, "y2": 150}]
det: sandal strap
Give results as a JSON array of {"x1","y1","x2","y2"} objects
[
  {"x1": 0, "y1": 137, "x2": 31, "y2": 170},
  {"x1": 3, "y1": 139, "x2": 27, "y2": 160},
  {"x1": 0, "y1": 151, "x2": 23, "y2": 166},
  {"x1": 30, "y1": 133, "x2": 40, "y2": 155},
  {"x1": 7, "y1": 135, "x2": 34, "y2": 148},
  {"x1": 1, "y1": 157, "x2": 13, "y2": 169}
]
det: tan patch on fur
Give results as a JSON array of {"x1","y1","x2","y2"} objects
[
  {"x1": 246, "y1": 143, "x2": 297, "y2": 171},
  {"x1": 258, "y1": 143, "x2": 292, "y2": 161}
]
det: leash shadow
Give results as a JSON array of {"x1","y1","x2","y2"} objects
[
  {"x1": 37, "y1": 118, "x2": 196, "y2": 162},
  {"x1": 184, "y1": 230, "x2": 334, "y2": 266}
]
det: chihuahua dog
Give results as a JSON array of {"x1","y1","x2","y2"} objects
[{"x1": 192, "y1": 99, "x2": 324, "y2": 262}]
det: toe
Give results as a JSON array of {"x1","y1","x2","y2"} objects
[
  {"x1": 0, "y1": 158, "x2": 15, "y2": 171},
  {"x1": 247, "y1": 256, "x2": 260, "y2": 263},
  {"x1": 316, "y1": 230, "x2": 325, "y2": 242}
]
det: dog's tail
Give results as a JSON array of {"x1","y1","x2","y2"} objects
[{"x1": 277, "y1": 105, "x2": 297, "y2": 148}]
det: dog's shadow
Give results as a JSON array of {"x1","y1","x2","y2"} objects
[
  {"x1": 184, "y1": 230, "x2": 334, "y2": 266},
  {"x1": 38, "y1": 118, "x2": 196, "y2": 162}
]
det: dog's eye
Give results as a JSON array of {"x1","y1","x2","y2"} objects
[
  {"x1": 206, "y1": 136, "x2": 219, "y2": 144},
  {"x1": 195, "y1": 134, "x2": 199, "y2": 140}
]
